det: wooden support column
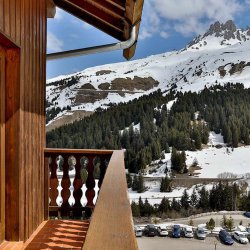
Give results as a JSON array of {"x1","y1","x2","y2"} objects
[{"x1": 5, "y1": 47, "x2": 20, "y2": 241}]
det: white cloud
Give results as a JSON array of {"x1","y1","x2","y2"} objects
[
  {"x1": 140, "y1": 0, "x2": 248, "y2": 39},
  {"x1": 160, "y1": 31, "x2": 169, "y2": 39},
  {"x1": 139, "y1": 1, "x2": 161, "y2": 40},
  {"x1": 47, "y1": 32, "x2": 64, "y2": 52}
]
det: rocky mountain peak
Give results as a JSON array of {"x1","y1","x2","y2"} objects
[
  {"x1": 204, "y1": 20, "x2": 237, "y2": 39},
  {"x1": 187, "y1": 20, "x2": 250, "y2": 50}
]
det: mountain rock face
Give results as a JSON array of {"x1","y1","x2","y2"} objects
[
  {"x1": 46, "y1": 20, "x2": 250, "y2": 129},
  {"x1": 187, "y1": 20, "x2": 250, "y2": 50},
  {"x1": 206, "y1": 20, "x2": 237, "y2": 38}
]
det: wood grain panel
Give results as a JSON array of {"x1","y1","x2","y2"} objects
[
  {"x1": 0, "y1": 0, "x2": 47, "y2": 242},
  {"x1": 83, "y1": 150, "x2": 138, "y2": 250},
  {"x1": 0, "y1": 46, "x2": 5, "y2": 244}
]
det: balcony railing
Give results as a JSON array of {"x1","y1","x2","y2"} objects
[{"x1": 44, "y1": 149, "x2": 138, "y2": 250}]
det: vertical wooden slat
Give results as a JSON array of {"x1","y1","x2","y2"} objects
[
  {"x1": 5, "y1": 47, "x2": 20, "y2": 241},
  {"x1": 3, "y1": 0, "x2": 10, "y2": 36},
  {"x1": 0, "y1": 46, "x2": 5, "y2": 244},
  {"x1": 85, "y1": 156, "x2": 95, "y2": 208},
  {"x1": 0, "y1": 1, "x2": 4, "y2": 30},
  {"x1": 19, "y1": 0, "x2": 25, "y2": 241},
  {"x1": 10, "y1": 0, "x2": 16, "y2": 40}
]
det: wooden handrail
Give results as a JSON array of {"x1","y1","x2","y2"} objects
[
  {"x1": 83, "y1": 150, "x2": 138, "y2": 250},
  {"x1": 44, "y1": 148, "x2": 114, "y2": 155}
]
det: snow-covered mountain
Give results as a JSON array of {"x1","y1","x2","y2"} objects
[{"x1": 46, "y1": 20, "x2": 250, "y2": 128}]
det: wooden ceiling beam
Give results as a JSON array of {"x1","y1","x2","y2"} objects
[
  {"x1": 63, "y1": 0, "x2": 125, "y2": 31},
  {"x1": 47, "y1": 0, "x2": 56, "y2": 18},
  {"x1": 106, "y1": 0, "x2": 126, "y2": 9},
  {"x1": 86, "y1": 0, "x2": 125, "y2": 18},
  {"x1": 53, "y1": 0, "x2": 125, "y2": 40}
]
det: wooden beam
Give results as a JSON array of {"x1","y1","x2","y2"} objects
[
  {"x1": 65, "y1": 0, "x2": 125, "y2": 31},
  {"x1": 123, "y1": 0, "x2": 144, "y2": 60},
  {"x1": 85, "y1": 0, "x2": 125, "y2": 19},
  {"x1": 5, "y1": 47, "x2": 20, "y2": 241},
  {"x1": 107, "y1": 0, "x2": 126, "y2": 9},
  {"x1": 47, "y1": 0, "x2": 56, "y2": 18},
  {"x1": 54, "y1": 0, "x2": 125, "y2": 41},
  {"x1": 0, "y1": 46, "x2": 5, "y2": 244}
]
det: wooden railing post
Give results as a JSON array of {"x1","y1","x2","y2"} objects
[
  {"x1": 85, "y1": 155, "x2": 95, "y2": 210},
  {"x1": 44, "y1": 155, "x2": 49, "y2": 220},
  {"x1": 73, "y1": 155, "x2": 84, "y2": 217},
  {"x1": 60, "y1": 154, "x2": 71, "y2": 217},
  {"x1": 49, "y1": 155, "x2": 59, "y2": 217}
]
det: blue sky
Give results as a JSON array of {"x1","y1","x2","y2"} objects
[{"x1": 47, "y1": 0, "x2": 250, "y2": 79}]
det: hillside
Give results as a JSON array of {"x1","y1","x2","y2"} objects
[{"x1": 46, "y1": 20, "x2": 250, "y2": 127}]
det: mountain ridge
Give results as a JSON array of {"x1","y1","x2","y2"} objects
[{"x1": 46, "y1": 20, "x2": 250, "y2": 128}]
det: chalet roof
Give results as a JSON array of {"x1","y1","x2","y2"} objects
[{"x1": 52, "y1": 0, "x2": 144, "y2": 60}]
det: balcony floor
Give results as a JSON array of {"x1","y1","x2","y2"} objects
[{"x1": 0, "y1": 220, "x2": 90, "y2": 250}]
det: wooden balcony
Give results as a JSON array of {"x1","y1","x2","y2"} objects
[{"x1": 0, "y1": 149, "x2": 137, "y2": 249}]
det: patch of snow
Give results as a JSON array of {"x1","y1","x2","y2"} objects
[
  {"x1": 208, "y1": 132, "x2": 225, "y2": 146},
  {"x1": 186, "y1": 146, "x2": 250, "y2": 178}
]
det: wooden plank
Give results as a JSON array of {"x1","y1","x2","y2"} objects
[
  {"x1": 47, "y1": 0, "x2": 56, "y2": 18},
  {"x1": 0, "y1": 46, "x2": 5, "y2": 244},
  {"x1": 5, "y1": 47, "x2": 20, "y2": 241},
  {"x1": 83, "y1": 150, "x2": 138, "y2": 250},
  {"x1": 0, "y1": 1, "x2": 4, "y2": 32},
  {"x1": 19, "y1": 0, "x2": 25, "y2": 241},
  {"x1": 123, "y1": 0, "x2": 144, "y2": 59},
  {"x1": 107, "y1": 0, "x2": 126, "y2": 8},
  {"x1": 3, "y1": 0, "x2": 10, "y2": 37},
  {"x1": 66, "y1": 0, "x2": 124, "y2": 21},
  {"x1": 84, "y1": 0, "x2": 124, "y2": 19}
]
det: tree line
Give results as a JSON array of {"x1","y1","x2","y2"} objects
[{"x1": 131, "y1": 182, "x2": 250, "y2": 218}]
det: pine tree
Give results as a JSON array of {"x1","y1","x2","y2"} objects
[
  {"x1": 131, "y1": 201, "x2": 140, "y2": 217},
  {"x1": 138, "y1": 197, "x2": 144, "y2": 216},
  {"x1": 221, "y1": 215, "x2": 228, "y2": 228},
  {"x1": 180, "y1": 189, "x2": 190, "y2": 209},
  {"x1": 137, "y1": 173, "x2": 146, "y2": 193},
  {"x1": 226, "y1": 216, "x2": 234, "y2": 232},
  {"x1": 198, "y1": 186, "x2": 209, "y2": 210},
  {"x1": 158, "y1": 197, "x2": 170, "y2": 214},
  {"x1": 190, "y1": 189, "x2": 198, "y2": 207},
  {"x1": 165, "y1": 143, "x2": 170, "y2": 153},
  {"x1": 126, "y1": 173, "x2": 132, "y2": 188},
  {"x1": 206, "y1": 218, "x2": 215, "y2": 231},
  {"x1": 171, "y1": 198, "x2": 181, "y2": 212},
  {"x1": 144, "y1": 198, "x2": 154, "y2": 216},
  {"x1": 132, "y1": 175, "x2": 138, "y2": 191},
  {"x1": 160, "y1": 176, "x2": 172, "y2": 192}
]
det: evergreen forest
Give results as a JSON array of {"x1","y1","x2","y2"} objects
[{"x1": 46, "y1": 83, "x2": 250, "y2": 173}]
